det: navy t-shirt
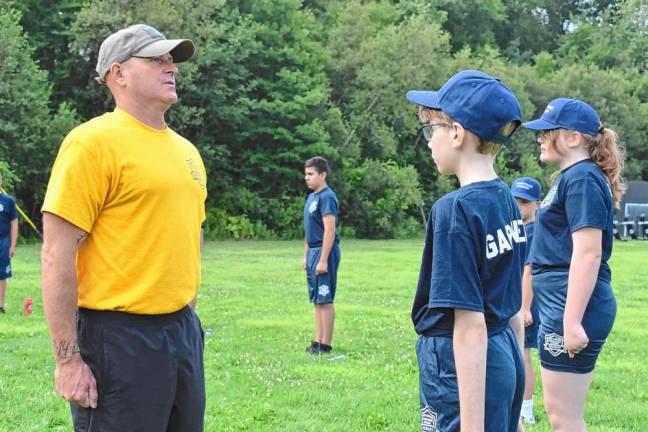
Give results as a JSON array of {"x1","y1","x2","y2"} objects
[
  {"x1": 0, "y1": 194, "x2": 18, "y2": 238},
  {"x1": 304, "y1": 187, "x2": 340, "y2": 248},
  {"x1": 412, "y1": 179, "x2": 526, "y2": 336},
  {"x1": 530, "y1": 160, "x2": 614, "y2": 282}
]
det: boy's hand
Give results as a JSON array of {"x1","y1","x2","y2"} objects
[
  {"x1": 315, "y1": 261, "x2": 328, "y2": 275},
  {"x1": 302, "y1": 258, "x2": 307, "y2": 270},
  {"x1": 564, "y1": 322, "x2": 589, "y2": 358},
  {"x1": 522, "y1": 308, "x2": 533, "y2": 327},
  {"x1": 9, "y1": 246, "x2": 15, "y2": 257}
]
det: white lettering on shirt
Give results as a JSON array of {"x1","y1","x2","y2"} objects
[{"x1": 486, "y1": 219, "x2": 526, "y2": 259}]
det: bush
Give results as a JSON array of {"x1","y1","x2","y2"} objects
[{"x1": 203, "y1": 208, "x2": 275, "y2": 240}]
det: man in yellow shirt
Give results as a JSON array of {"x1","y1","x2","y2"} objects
[{"x1": 41, "y1": 24, "x2": 207, "y2": 431}]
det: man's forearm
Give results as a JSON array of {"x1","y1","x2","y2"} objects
[
  {"x1": 41, "y1": 213, "x2": 87, "y2": 363},
  {"x1": 42, "y1": 244, "x2": 81, "y2": 362}
]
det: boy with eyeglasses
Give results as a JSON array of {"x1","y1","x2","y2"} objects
[{"x1": 407, "y1": 70, "x2": 527, "y2": 431}]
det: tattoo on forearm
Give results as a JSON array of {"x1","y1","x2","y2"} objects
[
  {"x1": 54, "y1": 340, "x2": 80, "y2": 358},
  {"x1": 76, "y1": 233, "x2": 88, "y2": 246}
]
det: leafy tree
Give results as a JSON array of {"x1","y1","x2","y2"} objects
[{"x1": 0, "y1": 7, "x2": 78, "y2": 230}]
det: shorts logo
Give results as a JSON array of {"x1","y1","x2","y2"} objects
[
  {"x1": 308, "y1": 201, "x2": 318, "y2": 213},
  {"x1": 5, "y1": 265, "x2": 10, "y2": 274},
  {"x1": 541, "y1": 185, "x2": 558, "y2": 208},
  {"x1": 318, "y1": 284, "x2": 329, "y2": 297},
  {"x1": 544, "y1": 333, "x2": 567, "y2": 357},
  {"x1": 420, "y1": 406, "x2": 439, "y2": 432},
  {"x1": 0, "y1": 204, "x2": 4, "y2": 212}
]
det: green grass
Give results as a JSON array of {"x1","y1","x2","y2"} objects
[{"x1": 0, "y1": 240, "x2": 647, "y2": 431}]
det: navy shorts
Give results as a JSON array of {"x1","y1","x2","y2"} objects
[
  {"x1": 306, "y1": 245, "x2": 340, "y2": 304},
  {"x1": 534, "y1": 272, "x2": 616, "y2": 374},
  {"x1": 71, "y1": 306, "x2": 205, "y2": 431},
  {"x1": 0, "y1": 237, "x2": 11, "y2": 280},
  {"x1": 416, "y1": 326, "x2": 524, "y2": 432},
  {"x1": 537, "y1": 320, "x2": 612, "y2": 374}
]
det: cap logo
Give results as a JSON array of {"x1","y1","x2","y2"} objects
[
  {"x1": 143, "y1": 26, "x2": 164, "y2": 39},
  {"x1": 515, "y1": 182, "x2": 532, "y2": 190},
  {"x1": 544, "y1": 104, "x2": 554, "y2": 113}
]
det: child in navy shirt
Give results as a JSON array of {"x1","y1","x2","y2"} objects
[
  {"x1": 511, "y1": 176, "x2": 543, "y2": 425},
  {"x1": 523, "y1": 98, "x2": 625, "y2": 431},
  {"x1": 407, "y1": 70, "x2": 526, "y2": 432},
  {"x1": 0, "y1": 173, "x2": 19, "y2": 314},
  {"x1": 302, "y1": 156, "x2": 340, "y2": 355}
]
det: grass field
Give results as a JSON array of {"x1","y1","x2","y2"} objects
[{"x1": 0, "y1": 240, "x2": 647, "y2": 431}]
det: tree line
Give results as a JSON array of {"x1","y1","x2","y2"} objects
[{"x1": 1, "y1": 0, "x2": 646, "y2": 239}]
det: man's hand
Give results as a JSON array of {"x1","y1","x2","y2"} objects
[
  {"x1": 315, "y1": 260, "x2": 328, "y2": 275},
  {"x1": 302, "y1": 258, "x2": 307, "y2": 271},
  {"x1": 9, "y1": 246, "x2": 15, "y2": 258},
  {"x1": 564, "y1": 322, "x2": 589, "y2": 359},
  {"x1": 55, "y1": 355, "x2": 98, "y2": 408},
  {"x1": 522, "y1": 308, "x2": 533, "y2": 327}
]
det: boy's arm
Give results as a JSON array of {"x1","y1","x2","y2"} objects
[
  {"x1": 302, "y1": 239, "x2": 308, "y2": 270},
  {"x1": 453, "y1": 309, "x2": 487, "y2": 432},
  {"x1": 521, "y1": 264, "x2": 533, "y2": 326},
  {"x1": 9, "y1": 217, "x2": 18, "y2": 257},
  {"x1": 564, "y1": 227, "x2": 601, "y2": 358},
  {"x1": 315, "y1": 214, "x2": 335, "y2": 275},
  {"x1": 510, "y1": 311, "x2": 524, "y2": 355}
]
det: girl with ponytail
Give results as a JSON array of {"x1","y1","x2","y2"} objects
[{"x1": 522, "y1": 98, "x2": 625, "y2": 431}]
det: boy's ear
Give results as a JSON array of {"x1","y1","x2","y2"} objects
[{"x1": 451, "y1": 122, "x2": 465, "y2": 149}]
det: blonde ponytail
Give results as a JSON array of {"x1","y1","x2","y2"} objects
[{"x1": 582, "y1": 127, "x2": 626, "y2": 208}]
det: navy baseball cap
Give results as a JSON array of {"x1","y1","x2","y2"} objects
[
  {"x1": 511, "y1": 177, "x2": 542, "y2": 201},
  {"x1": 522, "y1": 98, "x2": 601, "y2": 136},
  {"x1": 406, "y1": 70, "x2": 522, "y2": 144}
]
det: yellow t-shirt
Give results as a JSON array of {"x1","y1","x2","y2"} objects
[{"x1": 42, "y1": 108, "x2": 207, "y2": 314}]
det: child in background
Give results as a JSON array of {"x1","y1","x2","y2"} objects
[{"x1": 511, "y1": 176, "x2": 543, "y2": 425}]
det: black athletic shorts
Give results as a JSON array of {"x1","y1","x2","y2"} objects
[{"x1": 71, "y1": 306, "x2": 205, "y2": 432}]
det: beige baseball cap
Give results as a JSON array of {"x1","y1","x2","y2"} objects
[{"x1": 95, "y1": 24, "x2": 195, "y2": 83}]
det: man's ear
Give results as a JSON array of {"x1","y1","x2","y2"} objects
[{"x1": 108, "y1": 62, "x2": 128, "y2": 87}]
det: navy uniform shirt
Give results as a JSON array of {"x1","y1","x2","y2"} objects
[
  {"x1": 412, "y1": 179, "x2": 526, "y2": 336},
  {"x1": 0, "y1": 194, "x2": 18, "y2": 238},
  {"x1": 530, "y1": 160, "x2": 614, "y2": 283},
  {"x1": 304, "y1": 187, "x2": 340, "y2": 248}
]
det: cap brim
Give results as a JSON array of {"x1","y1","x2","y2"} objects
[
  {"x1": 522, "y1": 118, "x2": 559, "y2": 131},
  {"x1": 134, "y1": 39, "x2": 195, "y2": 63},
  {"x1": 511, "y1": 191, "x2": 539, "y2": 201},
  {"x1": 406, "y1": 90, "x2": 441, "y2": 109}
]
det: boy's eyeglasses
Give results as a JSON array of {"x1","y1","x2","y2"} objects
[{"x1": 420, "y1": 122, "x2": 452, "y2": 141}]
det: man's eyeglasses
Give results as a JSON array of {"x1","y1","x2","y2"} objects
[{"x1": 420, "y1": 122, "x2": 452, "y2": 141}]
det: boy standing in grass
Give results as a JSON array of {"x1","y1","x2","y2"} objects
[
  {"x1": 0, "y1": 173, "x2": 19, "y2": 315},
  {"x1": 303, "y1": 156, "x2": 340, "y2": 355},
  {"x1": 407, "y1": 70, "x2": 526, "y2": 431},
  {"x1": 511, "y1": 176, "x2": 543, "y2": 425}
]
